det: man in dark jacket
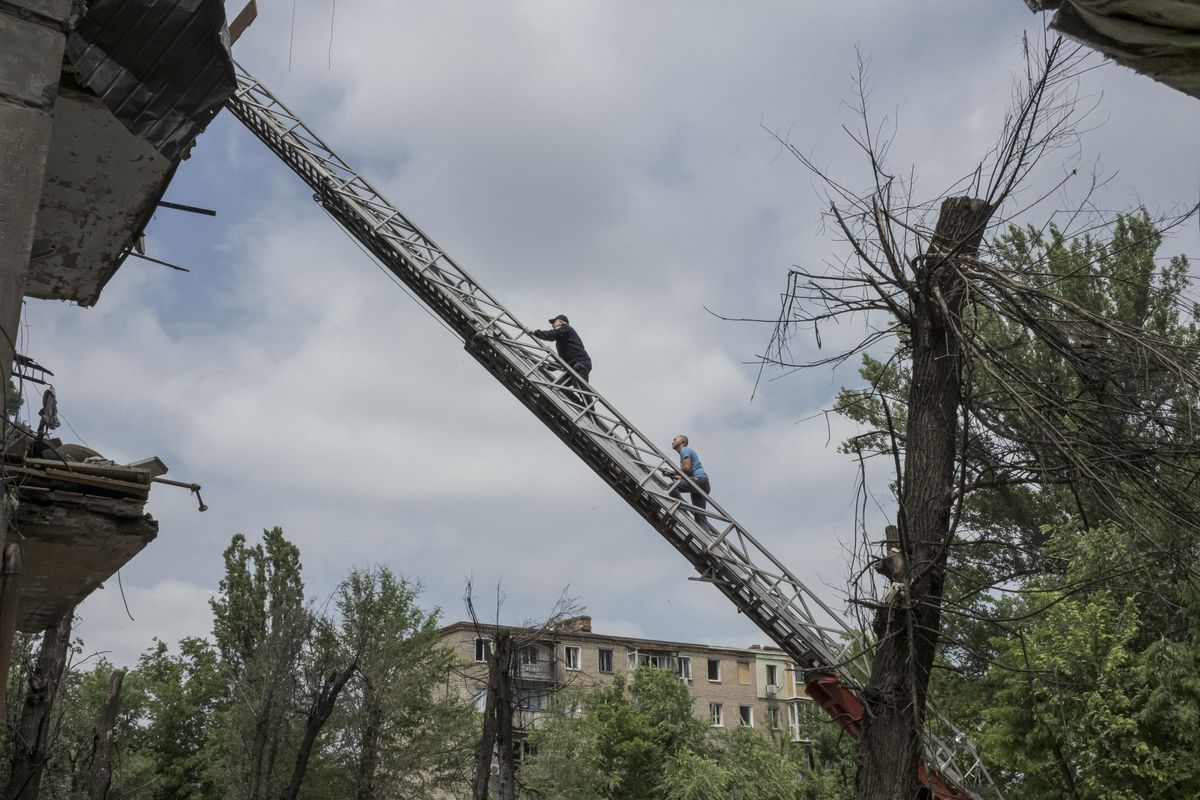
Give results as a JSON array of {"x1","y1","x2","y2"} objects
[{"x1": 527, "y1": 314, "x2": 592, "y2": 382}]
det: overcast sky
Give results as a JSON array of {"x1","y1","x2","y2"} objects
[{"x1": 26, "y1": 2, "x2": 1199, "y2": 666}]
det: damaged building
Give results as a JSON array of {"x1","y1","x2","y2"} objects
[
  {"x1": 0, "y1": 0, "x2": 247, "y2": 728},
  {"x1": 1025, "y1": 1, "x2": 1200, "y2": 100}
]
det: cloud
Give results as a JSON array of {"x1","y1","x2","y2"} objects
[{"x1": 24, "y1": 2, "x2": 1200, "y2": 666}]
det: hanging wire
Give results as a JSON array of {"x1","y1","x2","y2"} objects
[
  {"x1": 288, "y1": 0, "x2": 299, "y2": 72},
  {"x1": 327, "y1": 0, "x2": 336, "y2": 70},
  {"x1": 315, "y1": 204, "x2": 460, "y2": 340},
  {"x1": 57, "y1": 411, "x2": 93, "y2": 451}
]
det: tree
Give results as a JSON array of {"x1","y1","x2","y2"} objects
[
  {"x1": 335, "y1": 567, "x2": 472, "y2": 800},
  {"x1": 279, "y1": 617, "x2": 356, "y2": 800},
  {"x1": 976, "y1": 522, "x2": 1200, "y2": 799},
  {"x1": 210, "y1": 528, "x2": 309, "y2": 800},
  {"x1": 116, "y1": 637, "x2": 225, "y2": 799},
  {"x1": 523, "y1": 667, "x2": 841, "y2": 799},
  {"x1": 83, "y1": 668, "x2": 125, "y2": 800},
  {"x1": 6, "y1": 609, "x2": 74, "y2": 800},
  {"x1": 760, "y1": 35, "x2": 1200, "y2": 798},
  {"x1": 462, "y1": 582, "x2": 584, "y2": 800},
  {"x1": 523, "y1": 668, "x2": 707, "y2": 800}
]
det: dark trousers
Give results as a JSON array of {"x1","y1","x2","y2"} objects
[
  {"x1": 555, "y1": 360, "x2": 592, "y2": 409},
  {"x1": 670, "y1": 474, "x2": 711, "y2": 525},
  {"x1": 569, "y1": 359, "x2": 591, "y2": 382}
]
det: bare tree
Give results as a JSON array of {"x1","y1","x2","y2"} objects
[
  {"x1": 463, "y1": 582, "x2": 583, "y2": 800},
  {"x1": 6, "y1": 608, "x2": 74, "y2": 800},
  {"x1": 757, "y1": 33, "x2": 1200, "y2": 799},
  {"x1": 84, "y1": 668, "x2": 125, "y2": 800}
]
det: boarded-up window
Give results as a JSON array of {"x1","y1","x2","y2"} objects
[{"x1": 737, "y1": 661, "x2": 751, "y2": 685}]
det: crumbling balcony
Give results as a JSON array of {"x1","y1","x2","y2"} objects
[{"x1": 5, "y1": 452, "x2": 159, "y2": 633}]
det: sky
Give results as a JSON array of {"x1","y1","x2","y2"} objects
[{"x1": 23, "y1": 1, "x2": 1200, "y2": 667}]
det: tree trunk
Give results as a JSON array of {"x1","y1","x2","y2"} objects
[
  {"x1": 857, "y1": 197, "x2": 992, "y2": 800},
  {"x1": 472, "y1": 656, "x2": 498, "y2": 800},
  {"x1": 492, "y1": 634, "x2": 516, "y2": 800},
  {"x1": 355, "y1": 688, "x2": 382, "y2": 800},
  {"x1": 248, "y1": 687, "x2": 275, "y2": 800},
  {"x1": 473, "y1": 631, "x2": 516, "y2": 800},
  {"x1": 280, "y1": 661, "x2": 356, "y2": 800},
  {"x1": 86, "y1": 668, "x2": 126, "y2": 800},
  {"x1": 0, "y1": 542, "x2": 23, "y2": 716},
  {"x1": 6, "y1": 607, "x2": 74, "y2": 800}
]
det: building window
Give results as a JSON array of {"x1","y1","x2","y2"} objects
[
  {"x1": 740, "y1": 705, "x2": 753, "y2": 726},
  {"x1": 515, "y1": 688, "x2": 545, "y2": 710},
  {"x1": 520, "y1": 646, "x2": 539, "y2": 666},
  {"x1": 768, "y1": 706, "x2": 781, "y2": 729},
  {"x1": 710, "y1": 703, "x2": 723, "y2": 727},
  {"x1": 628, "y1": 651, "x2": 677, "y2": 671},
  {"x1": 564, "y1": 645, "x2": 581, "y2": 671},
  {"x1": 475, "y1": 638, "x2": 491, "y2": 662},
  {"x1": 598, "y1": 649, "x2": 613, "y2": 673},
  {"x1": 737, "y1": 661, "x2": 751, "y2": 685},
  {"x1": 788, "y1": 701, "x2": 802, "y2": 741},
  {"x1": 766, "y1": 664, "x2": 779, "y2": 686},
  {"x1": 564, "y1": 700, "x2": 583, "y2": 718},
  {"x1": 472, "y1": 686, "x2": 488, "y2": 711},
  {"x1": 678, "y1": 656, "x2": 692, "y2": 680},
  {"x1": 707, "y1": 658, "x2": 721, "y2": 682}
]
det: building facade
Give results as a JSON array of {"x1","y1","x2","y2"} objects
[{"x1": 439, "y1": 616, "x2": 818, "y2": 744}]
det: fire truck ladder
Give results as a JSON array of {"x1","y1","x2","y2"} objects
[{"x1": 226, "y1": 61, "x2": 1000, "y2": 800}]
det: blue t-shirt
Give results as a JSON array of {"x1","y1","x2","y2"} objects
[{"x1": 678, "y1": 447, "x2": 707, "y2": 478}]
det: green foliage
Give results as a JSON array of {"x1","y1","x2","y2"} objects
[
  {"x1": 210, "y1": 527, "x2": 305, "y2": 677},
  {"x1": 959, "y1": 523, "x2": 1200, "y2": 800},
  {"x1": 122, "y1": 638, "x2": 225, "y2": 798},
  {"x1": 523, "y1": 667, "x2": 851, "y2": 799},
  {"x1": 4, "y1": 377, "x2": 21, "y2": 420},
  {"x1": 329, "y1": 567, "x2": 474, "y2": 798}
]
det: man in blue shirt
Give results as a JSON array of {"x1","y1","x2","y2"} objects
[{"x1": 663, "y1": 434, "x2": 711, "y2": 527}]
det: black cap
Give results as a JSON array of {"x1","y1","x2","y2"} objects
[{"x1": 549, "y1": 314, "x2": 569, "y2": 325}]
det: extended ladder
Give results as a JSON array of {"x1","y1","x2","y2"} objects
[{"x1": 226, "y1": 61, "x2": 998, "y2": 800}]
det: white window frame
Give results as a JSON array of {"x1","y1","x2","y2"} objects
[
  {"x1": 598, "y1": 648, "x2": 614, "y2": 673},
  {"x1": 472, "y1": 686, "x2": 488, "y2": 711},
  {"x1": 739, "y1": 705, "x2": 753, "y2": 726},
  {"x1": 709, "y1": 702, "x2": 723, "y2": 727},
  {"x1": 474, "y1": 638, "x2": 491, "y2": 663},
  {"x1": 788, "y1": 701, "x2": 802, "y2": 741},
  {"x1": 768, "y1": 706, "x2": 781, "y2": 729},
  {"x1": 707, "y1": 658, "x2": 721, "y2": 682},
  {"x1": 564, "y1": 645, "x2": 581, "y2": 671},
  {"x1": 678, "y1": 656, "x2": 692, "y2": 680},
  {"x1": 520, "y1": 645, "x2": 539, "y2": 666}
]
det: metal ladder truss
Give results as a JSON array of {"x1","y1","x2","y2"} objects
[{"x1": 226, "y1": 61, "x2": 999, "y2": 800}]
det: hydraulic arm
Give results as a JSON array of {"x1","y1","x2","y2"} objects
[{"x1": 225, "y1": 61, "x2": 999, "y2": 800}]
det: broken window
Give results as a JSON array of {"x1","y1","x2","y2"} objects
[{"x1": 564, "y1": 645, "x2": 581, "y2": 671}]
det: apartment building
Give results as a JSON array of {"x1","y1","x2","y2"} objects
[{"x1": 439, "y1": 616, "x2": 818, "y2": 744}]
